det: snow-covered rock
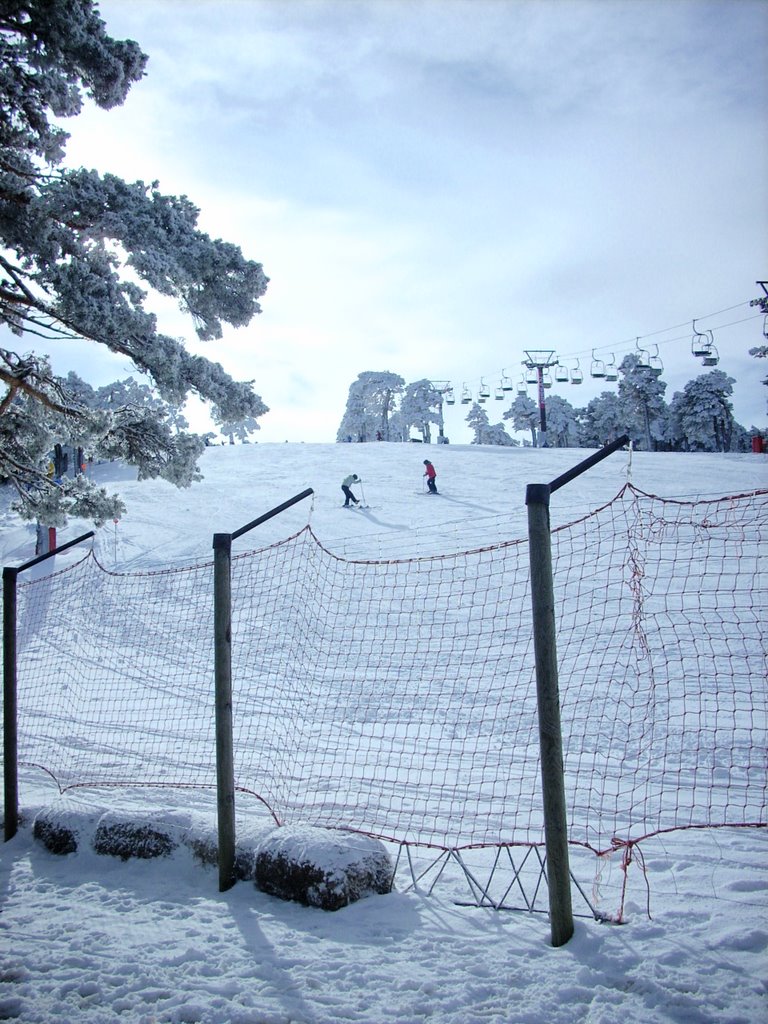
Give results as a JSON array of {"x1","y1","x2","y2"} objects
[{"x1": 255, "y1": 824, "x2": 394, "y2": 910}]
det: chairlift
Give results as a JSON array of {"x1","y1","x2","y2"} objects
[
  {"x1": 526, "y1": 367, "x2": 538, "y2": 385},
  {"x1": 570, "y1": 359, "x2": 583, "y2": 384},
  {"x1": 701, "y1": 344, "x2": 719, "y2": 367},
  {"x1": 460, "y1": 384, "x2": 472, "y2": 404},
  {"x1": 494, "y1": 386, "x2": 504, "y2": 401},
  {"x1": 555, "y1": 362, "x2": 569, "y2": 383},
  {"x1": 590, "y1": 349, "x2": 606, "y2": 379},
  {"x1": 604, "y1": 354, "x2": 618, "y2": 382},
  {"x1": 517, "y1": 376, "x2": 528, "y2": 396},
  {"x1": 542, "y1": 370, "x2": 553, "y2": 389},
  {"x1": 649, "y1": 344, "x2": 664, "y2": 376},
  {"x1": 691, "y1": 320, "x2": 713, "y2": 358},
  {"x1": 500, "y1": 369, "x2": 515, "y2": 391},
  {"x1": 444, "y1": 386, "x2": 455, "y2": 405},
  {"x1": 478, "y1": 378, "x2": 490, "y2": 402},
  {"x1": 635, "y1": 339, "x2": 651, "y2": 369}
]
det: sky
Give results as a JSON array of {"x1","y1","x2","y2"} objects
[
  {"x1": 29, "y1": 0, "x2": 768, "y2": 443},
  {"x1": 1, "y1": 443, "x2": 766, "y2": 1023}
]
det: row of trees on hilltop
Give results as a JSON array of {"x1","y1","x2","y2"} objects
[
  {"x1": 338, "y1": 358, "x2": 762, "y2": 452},
  {"x1": 0, "y1": 1, "x2": 269, "y2": 527},
  {"x1": 337, "y1": 372, "x2": 448, "y2": 443}
]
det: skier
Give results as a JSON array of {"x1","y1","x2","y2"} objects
[
  {"x1": 341, "y1": 473, "x2": 361, "y2": 507},
  {"x1": 423, "y1": 459, "x2": 438, "y2": 494}
]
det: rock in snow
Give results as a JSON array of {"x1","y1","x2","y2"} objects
[{"x1": 255, "y1": 824, "x2": 394, "y2": 910}]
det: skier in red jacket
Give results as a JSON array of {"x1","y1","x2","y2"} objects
[{"x1": 423, "y1": 459, "x2": 438, "y2": 494}]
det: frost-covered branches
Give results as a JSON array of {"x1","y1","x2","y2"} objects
[
  {"x1": 0, "y1": 0, "x2": 147, "y2": 167},
  {"x1": 0, "y1": 0, "x2": 270, "y2": 524},
  {"x1": 0, "y1": 365, "x2": 206, "y2": 524}
]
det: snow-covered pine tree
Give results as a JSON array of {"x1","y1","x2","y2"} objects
[
  {"x1": 336, "y1": 371, "x2": 405, "y2": 442},
  {"x1": 668, "y1": 370, "x2": 740, "y2": 451},
  {"x1": 617, "y1": 354, "x2": 669, "y2": 451},
  {"x1": 0, "y1": 1, "x2": 269, "y2": 526},
  {"x1": 399, "y1": 379, "x2": 444, "y2": 443},
  {"x1": 543, "y1": 394, "x2": 580, "y2": 447},
  {"x1": 503, "y1": 395, "x2": 539, "y2": 446},
  {"x1": 580, "y1": 392, "x2": 624, "y2": 448},
  {"x1": 465, "y1": 402, "x2": 516, "y2": 446}
]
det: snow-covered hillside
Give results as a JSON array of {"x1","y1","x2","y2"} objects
[
  {"x1": 3, "y1": 441, "x2": 766, "y2": 569},
  {"x1": 0, "y1": 442, "x2": 766, "y2": 1024}
]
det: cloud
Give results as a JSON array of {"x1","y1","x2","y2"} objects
[{"x1": 33, "y1": 0, "x2": 768, "y2": 441}]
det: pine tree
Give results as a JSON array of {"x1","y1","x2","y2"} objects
[
  {"x1": 336, "y1": 371, "x2": 405, "y2": 442},
  {"x1": 668, "y1": 370, "x2": 739, "y2": 451},
  {"x1": 503, "y1": 395, "x2": 539, "y2": 446},
  {"x1": 580, "y1": 392, "x2": 624, "y2": 448},
  {"x1": 466, "y1": 402, "x2": 516, "y2": 446},
  {"x1": 617, "y1": 355, "x2": 668, "y2": 451},
  {"x1": 0, "y1": 1, "x2": 269, "y2": 525},
  {"x1": 543, "y1": 395, "x2": 580, "y2": 447},
  {"x1": 399, "y1": 379, "x2": 444, "y2": 443}
]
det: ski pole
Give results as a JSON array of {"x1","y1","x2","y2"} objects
[{"x1": 359, "y1": 480, "x2": 367, "y2": 507}]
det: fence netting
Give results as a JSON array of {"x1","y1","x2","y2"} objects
[{"x1": 9, "y1": 483, "x2": 767, "y2": 856}]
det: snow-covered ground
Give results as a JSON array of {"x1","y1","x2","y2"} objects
[{"x1": 1, "y1": 442, "x2": 766, "y2": 1024}]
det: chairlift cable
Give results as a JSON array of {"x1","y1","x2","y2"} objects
[{"x1": 439, "y1": 300, "x2": 761, "y2": 402}]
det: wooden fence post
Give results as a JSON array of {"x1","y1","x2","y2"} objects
[
  {"x1": 213, "y1": 533, "x2": 236, "y2": 892},
  {"x1": 3, "y1": 567, "x2": 19, "y2": 842},
  {"x1": 526, "y1": 483, "x2": 574, "y2": 946}
]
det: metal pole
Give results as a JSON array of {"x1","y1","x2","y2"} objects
[
  {"x1": 211, "y1": 490, "x2": 314, "y2": 891},
  {"x1": 213, "y1": 532, "x2": 236, "y2": 891},
  {"x1": 2, "y1": 530, "x2": 94, "y2": 842},
  {"x1": 537, "y1": 366, "x2": 547, "y2": 448},
  {"x1": 231, "y1": 488, "x2": 314, "y2": 540},
  {"x1": 526, "y1": 483, "x2": 574, "y2": 946},
  {"x1": 3, "y1": 567, "x2": 18, "y2": 842},
  {"x1": 549, "y1": 435, "x2": 630, "y2": 493}
]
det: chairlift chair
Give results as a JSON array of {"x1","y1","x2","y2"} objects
[
  {"x1": 526, "y1": 367, "x2": 538, "y2": 385},
  {"x1": 701, "y1": 345, "x2": 719, "y2": 367},
  {"x1": 590, "y1": 349, "x2": 606, "y2": 379},
  {"x1": 542, "y1": 370, "x2": 553, "y2": 389},
  {"x1": 501, "y1": 370, "x2": 515, "y2": 391},
  {"x1": 478, "y1": 378, "x2": 490, "y2": 402},
  {"x1": 635, "y1": 340, "x2": 651, "y2": 369},
  {"x1": 649, "y1": 344, "x2": 664, "y2": 376},
  {"x1": 460, "y1": 384, "x2": 472, "y2": 404},
  {"x1": 604, "y1": 354, "x2": 618, "y2": 382},
  {"x1": 494, "y1": 386, "x2": 504, "y2": 400},
  {"x1": 517, "y1": 376, "x2": 528, "y2": 396},
  {"x1": 444, "y1": 387, "x2": 456, "y2": 405},
  {"x1": 570, "y1": 359, "x2": 583, "y2": 384},
  {"x1": 691, "y1": 321, "x2": 713, "y2": 358},
  {"x1": 555, "y1": 362, "x2": 569, "y2": 383}
]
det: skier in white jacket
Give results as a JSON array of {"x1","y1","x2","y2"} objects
[{"x1": 341, "y1": 473, "x2": 361, "y2": 507}]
